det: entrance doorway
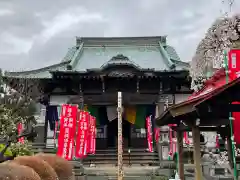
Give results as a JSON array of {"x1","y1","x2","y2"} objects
[{"x1": 107, "y1": 118, "x2": 131, "y2": 148}]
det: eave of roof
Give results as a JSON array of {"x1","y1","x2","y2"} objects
[
  {"x1": 171, "y1": 60, "x2": 190, "y2": 68},
  {"x1": 3, "y1": 61, "x2": 70, "y2": 79},
  {"x1": 76, "y1": 36, "x2": 167, "y2": 43}
]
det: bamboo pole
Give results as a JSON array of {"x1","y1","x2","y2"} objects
[{"x1": 117, "y1": 92, "x2": 123, "y2": 180}]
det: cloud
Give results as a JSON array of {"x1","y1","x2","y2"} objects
[
  {"x1": 0, "y1": 9, "x2": 14, "y2": 16},
  {"x1": 0, "y1": 0, "x2": 239, "y2": 71},
  {"x1": 40, "y1": 7, "x2": 107, "y2": 43},
  {"x1": 0, "y1": 32, "x2": 32, "y2": 54}
]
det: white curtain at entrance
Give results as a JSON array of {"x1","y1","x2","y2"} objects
[{"x1": 107, "y1": 106, "x2": 117, "y2": 122}]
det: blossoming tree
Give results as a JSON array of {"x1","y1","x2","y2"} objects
[
  {"x1": 190, "y1": 14, "x2": 240, "y2": 91},
  {"x1": 190, "y1": 14, "x2": 240, "y2": 168},
  {"x1": 0, "y1": 69, "x2": 36, "y2": 156}
]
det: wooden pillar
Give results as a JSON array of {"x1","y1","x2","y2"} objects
[
  {"x1": 176, "y1": 130, "x2": 184, "y2": 180},
  {"x1": 227, "y1": 136, "x2": 234, "y2": 169},
  {"x1": 192, "y1": 126, "x2": 203, "y2": 180},
  {"x1": 117, "y1": 92, "x2": 123, "y2": 180}
]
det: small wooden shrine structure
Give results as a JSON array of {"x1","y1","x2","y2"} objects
[{"x1": 156, "y1": 62, "x2": 240, "y2": 180}]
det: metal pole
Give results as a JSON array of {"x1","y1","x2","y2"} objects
[{"x1": 117, "y1": 92, "x2": 123, "y2": 180}]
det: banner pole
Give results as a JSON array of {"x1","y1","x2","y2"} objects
[
  {"x1": 224, "y1": 50, "x2": 238, "y2": 180},
  {"x1": 117, "y1": 92, "x2": 123, "y2": 180}
]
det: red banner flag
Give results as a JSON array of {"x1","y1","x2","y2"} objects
[
  {"x1": 75, "y1": 111, "x2": 90, "y2": 158},
  {"x1": 184, "y1": 132, "x2": 190, "y2": 145},
  {"x1": 17, "y1": 123, "x2": 24, "y2": 143},
  {"x1": 154, "y1": 127, "x2": 160, "y2": 144},
  {"x1": 57, "y1": 104, "x2": 77, "y2": 160},
  {"x1": 228, "y1": 49, "x2": 240, "y2": 81},
  {"x1": 146, "y1": 116, "x2": 153, "y2": 152},
  {"x1": 232, "y1": 101, "x2": 240, "y2": 145},
  {"x1": 228, "y1": 50, "x2": 240, "y2": 145},
  {"x1": 88, "y1": 116, "x2": 96, "y2": 154}
]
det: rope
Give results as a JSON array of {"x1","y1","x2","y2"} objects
[{"x1": 224, "y1": 50, "x2": 238, "y2": 180}]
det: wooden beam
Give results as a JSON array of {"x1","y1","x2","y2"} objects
[
  {"x1": 176, "y1": 131, "x2": 184, "y2": 180},
  {"x1": 172, "y1": 126, "x2": 220, "y2": 132},
  {"x1": 192, "y1": 126, "x2": 203, "y2": 180},
  {"x1": 182, "y1": 116, "x2": 230, "y2": 126},
  {"x1": 170, "y1": 118, "x2": 230, "y2": 132},
  {"x1": 207, "y1": 104, "x2": 240, "y2": 112}
]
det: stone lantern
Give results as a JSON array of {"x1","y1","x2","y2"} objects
[{"x1": 158, "y1": 125, "x2": 170, "y2": 161}]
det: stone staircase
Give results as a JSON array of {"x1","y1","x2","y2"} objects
[
  {"x1": 31, "y1": 144, "x2": 159, "y2": 167},
  {"x1": 77, "y1": 166, "x2": 170, "y2": 180},
  {"x1": 31, "y1": 144, "x2": 168, "y2": 179},
  {"x1": 82, "y1": 148, "x2": 159, "y2": 166},
  {"x1": 31, "y1": 143, "x2": 237, "y2": 179}
]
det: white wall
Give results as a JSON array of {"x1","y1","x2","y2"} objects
[
  {"x1": 175, "y1": 94, "x2": 191, "y2": 104},
  {"x1": 50, "y1": 95, "x2": 70, "y2": 105}
]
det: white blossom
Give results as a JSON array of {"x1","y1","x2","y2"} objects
[
  {"x1": 190, "y1": 14, "x2": 240, "y2": 91},
  {"x1": 0, "y1": 70, "x2": 36, "y2": 156},
  {"x1": 217, "y1": 146, "x2": 240, "y2": 165}
]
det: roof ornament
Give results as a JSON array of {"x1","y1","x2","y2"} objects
[
  {"x1": 110, "y1": 54, "x2": 129, "y2": 61},
  {"x1": 100, "y1": 54, "x2": 141, "y2": 70}
]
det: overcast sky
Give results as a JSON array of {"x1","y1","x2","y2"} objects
[{"x1": 0, "y1": 0, "x2": 239, "y2": 71}]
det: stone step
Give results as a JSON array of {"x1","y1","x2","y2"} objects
[
  {"x1": 75, "y1": 176, "x2": 169, "y2": 180},
  {"x1": 95, "y1": 148, "x2": 153, "y2": 152},
  {"x1": 90, "y1": 152, "x2": 158, "y2": 156},
  {"x1": 81, "y1": 148, "x2": 159, "y2": 166},
  {"x1": 83, "y1": 160, "x2": 159, "y2": 165},
  {"x1": 31, "y1": 145, "x2": 160, "y2": 167},
  {"x1": 82, "y1": 166, "x2": 164, "y2": 175},
  {"x1": 74, "y1": 166, "x2": 174, "y2": 178},
  {"x1": 84, "y1": 153, "x2": 158, "y2": 158},
  {"x1": 83, "y1": 157, "x2": 158, "y2": 161}
]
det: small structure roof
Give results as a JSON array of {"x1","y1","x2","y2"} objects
[
  {"x1": 156, "y1": 68, "x2": 240, "y2": 126},
  {"x1": 3, "y1": 36, "x2": 189, "y2": 79}
]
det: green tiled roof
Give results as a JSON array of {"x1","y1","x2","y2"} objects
[
  {"x1": 164, "y1": 45, "x2": 181, "y2": 61},
  {"x1": 4, "y1": 36, "x2": 188, "y2": 79},
  {"x1": 61, "y1": 46, "x2": 78, "y2": 62},
  {"x1": 4, "y1": 61, "x2": 69, "y2": 79},
  {"x1": 72, "y1": 45, "x2": 171, "y2": 71}
]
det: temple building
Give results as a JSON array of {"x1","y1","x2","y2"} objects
[{"x1": 3, "y1": 36, "x2": 192, "y2": 151}]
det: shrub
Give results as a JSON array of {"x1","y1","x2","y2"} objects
[
  {"x1": 13, "y1": 156, "x2": 58, "y2": 180},
  {"x1": 0, "y1": 144, "x2": 13, "y2": 157},
  {"x1": 35, "y1": 153, "x2": 75, "y2": 180},
  {"x1": 0, "y1": 162, "x2": 41, "y2": 180},
  {"x1": 10, "y1": 141, "x2": 34, "y2": 156}
]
